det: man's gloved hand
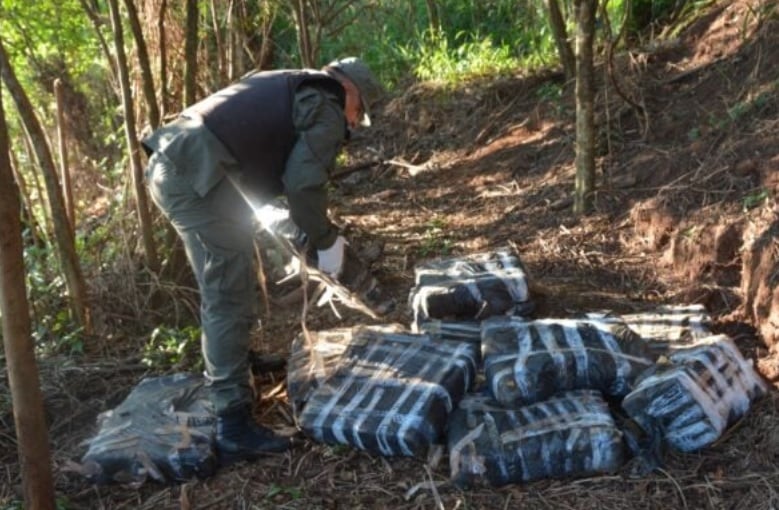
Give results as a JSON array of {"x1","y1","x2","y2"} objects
[
  {"x1": 317, "y1": 236, "x2": 347, "y2": 277},
  {"x1": 254, "y1": 203, "x2": 308, "y2": 249}
]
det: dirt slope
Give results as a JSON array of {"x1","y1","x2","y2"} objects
[{"x1": 3, "y1": 1, "x2": 778, "y2": 509}]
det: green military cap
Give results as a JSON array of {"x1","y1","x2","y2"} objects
[{"x1": 326, "y1": 57, "x2": 384, "y2": 126}]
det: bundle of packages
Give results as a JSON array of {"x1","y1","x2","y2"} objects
[
  {"x1": 482, "y1": 316, "x2": 654, "y2": 406},
  {"x1": 408, "y1": 249, "x2": 533, "y2": 329},
  {"x1": 448, "y1": 390, "x2": 625, "y2": 487},
  {"x1": 287, "y1": 326, "x2": 479, "y2": 457},
  {"x1": 77, "y1": 374, "x2": 217, "y2": 486},
  {"x1": 622, "y1": 334, "x2": 768, "y2": 452}
]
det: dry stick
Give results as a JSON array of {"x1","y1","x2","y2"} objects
[
  {"x1": 385, "y1": 158, "x2": 438, "y2": 176},
  {"x1": 656, "y1": 467, "x2": 689, "y2": 510},
  {"x1": 254, "y1": 242, "x2": 271, "y2": 318}
]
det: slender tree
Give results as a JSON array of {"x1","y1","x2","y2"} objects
[
  {"x1": 158, "y1": 0, "x2": 169, "y2": 117},
  {"x1": 0, "y1": 38, "x2": 89, "y2": 329},
  {"x1": 573, "y1": 0, "x2": 597, "y2": 214},
  {"x1": 545, "y1": 0, "x2": 576, "y2": 80},
  {"x1": 54, "y1": 78, "x2": 75, "y2": 231},
  {"x1": 289, "y1": 0, "x2": 361, "y2": 68},
  {"x1": 209, "y1": 0, "x2": 227, "y2": 84},
  {"x1": 257, "y1": 0, "x2": 277, "y2": 70},
  {"x1": 123, "y1": 0, "x2": 161, "y2": 130},
  {"x1": 0, "y1": 77, "x2": 56, "y2": 510},
  {"x1": 292, "y1": 0, "x2": 314, "y2": 67},
  {"x1": 107, "y1": 0, "x2": 160, "y2": 271},
  {"x1": 9, "y1": 150, "x2": 44, "y2": 249},
  {"x1": 183, "y1": 0, "x2": 199, "y2": 106},
  {"x1": 79, "y1": 0, "x2": 118, "y2": 83}
]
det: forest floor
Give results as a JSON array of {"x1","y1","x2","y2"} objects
[{"x1": 3, "y1": 0, "x2": 779, "y2": 508}]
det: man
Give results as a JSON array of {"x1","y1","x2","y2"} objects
[{"x1": 142, "y1": 57, "x2": 384, "y2": 464}]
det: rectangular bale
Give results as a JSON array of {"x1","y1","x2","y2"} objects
[{"x1": 448, "y1": 390, "x2": 625, "y2": 486}]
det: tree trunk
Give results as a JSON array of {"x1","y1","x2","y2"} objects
[
  {"x1": 209, "y1": 0, "x2": 226, "y2": 85},
  {"x1": 258, "y1": 0, "x2": 277, "y2": 70},
  {"x1": 54, "y1": 79, "x2": 75, "y2": 231},
  {"x1": 20, "y1": 135, "x2": 52, "y2": 246},
  {"x1": 184, "y1": 0, "x2": 199, "y2": 107},
  {"x1": 573, "y1": 0, "x2": 597, "y2": 215},
  {"x1": 158, "y1": 0, "x2": 169, "y2": 118},
  {"x1": 0, "y1": 39, "x2": 89, "y2": 329},
  {"x1": 107, "y1": 0, "x2": 160, "y2": 272},
  {"x1": 226, "y1": 0, "x2": 237, "y2": 80},
  {"x1": 9, "y1": 150, "x2": 44, "y2": 249},
  {"x1": 123, "y1": 0, "x2": 161, "y2": 130},
  {"x1": 545, "y1": 0, "x2": 576, "y2": 81},
  {"x1": 0, "y1": 75, "x2": 56, "y2": 510},
  {"x1": 292, "y1": 0, "x2": 314, "y2": 67}
]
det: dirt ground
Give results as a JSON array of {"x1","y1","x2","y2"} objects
[{"x1": 3, "y1": 0, "x2": 779, "y2": 508}]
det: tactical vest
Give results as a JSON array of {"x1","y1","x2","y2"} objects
[{"x1": 185, "y1": 70, "x2": 345, "y2": 198}]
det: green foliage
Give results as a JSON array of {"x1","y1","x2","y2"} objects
[
  {"x1": 418, "y1": 216, "x2": 452, "y2": 257},
  {"x1": 142, "y1": 325, "x2": 202, "y2": 370},
  {"x1": 727, "y1": 85, "x2": 775, "y2": 123},
  {"x1": 704, "y1": 81, "x2": 778, "y2": 133},
  {"x1": 0, "y1": 0, "x2": 99, "y2": 99},
  {"x1": 317, "y1": 0, "x2": 556, "y2": 88},
  {"x1": 265, "y1": 483, "x2": 303, "y2": 501},
  {"x1": 742, "y1": 189, "x2": 769, "y2": 211},
  {"x1": 402, "y1": 29, "x2": 521, "y2": 84},
  {"x1": 21, "y1": 242, "x2": 84, "y2": 355},
  {"x1": 323, "y1": 443, "x2": 353, "y2": 457}
]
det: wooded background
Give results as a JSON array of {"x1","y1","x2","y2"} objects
[{"x1": 0, "y1": 1, "x2": 703, "y2": 507}]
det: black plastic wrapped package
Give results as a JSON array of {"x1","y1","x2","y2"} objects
[
  {"x1": 481, "y1": 316, "x2": 654, "y2": 406},
  {"x1": 77, "y1": 374, "x2": 217, "y2": 486},
  {"x1": 587, "y1": 304, "x2": 713, "y2": 354},
  {"x1": 419, "y1": 320, "x2": 483, "y2": 346},
  {"x1": 413, "y1": 248, "x2": 525, "y2": 286},
  {"x1": 622, "y1": 334, "x2": 768, "y2": 452},
  {"x1": 409, "y1": 249, "x2": 533, "y2": 330},
  {"x1": 448, "y1": 390, "x2": 625, "y2": 487},
  {"x1": 286, "y1": 324, "x2": 406, "y2": 414},
  {"x1": 287, "y1": 326, "x2": 480, "y2": 457}
]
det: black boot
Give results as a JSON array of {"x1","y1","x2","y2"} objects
[{"x1": 215, "y1": 406, "x2": 291, "y2": 465}]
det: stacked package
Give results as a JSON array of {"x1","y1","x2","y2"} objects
[
  {"x1": 481, "y1": 316, "x2": 655, "y2": 406},
  {"x1": 287, "y1": 326, "x2": 479, "y2": 457},
  {"x1": 79, "y1": 374, "x2": 217, "y2": 485},
  {"x1": 408, "y1": 249, "x2": 533, "y2": 330},
  {"x1": 418, "y1": 320, "x2": 483, "y2": 346},
  {"x1": 622, "y1": 334, "x2": 769, "y2": 452},
  {"x1": 448, "y1": 390, "x2": 625, "y2": 486},
  {"x1": 588, "y1": 304, "x2": 713, "y2": 356}
]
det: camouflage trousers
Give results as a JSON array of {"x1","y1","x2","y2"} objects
[{"x1": 145, "y1": 151, "x2": 256, "y2": 414}]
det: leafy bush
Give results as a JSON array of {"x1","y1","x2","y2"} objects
[
  {"x1": 403, "y1": 30, "x2": 521, "y2": 84},
  {"x1": 142, "y1": 325, "x2": 202, "y2": 371}
]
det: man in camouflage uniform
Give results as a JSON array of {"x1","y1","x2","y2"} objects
[{"x1": 142, "y1": 58, "x2": 384, "y2": 464}]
